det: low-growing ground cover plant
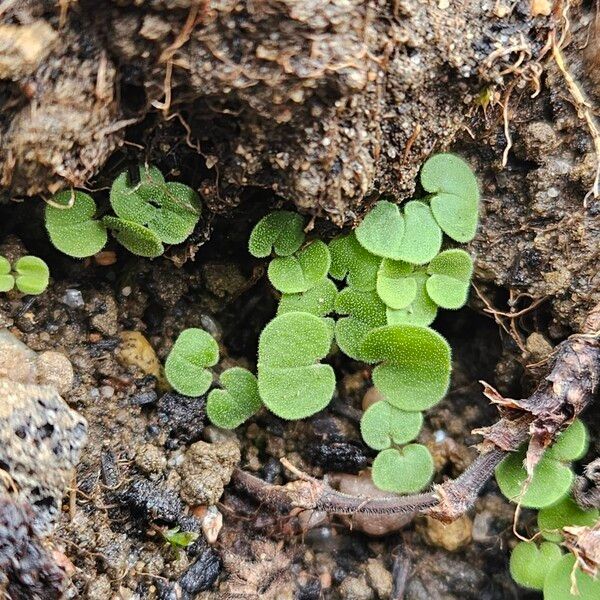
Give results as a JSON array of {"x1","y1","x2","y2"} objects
[
  {"x1": 198, "y1": 153, "x2": 480, "y2": 494},
  {"x1": 45, "y1": 165, "x2": 200, "y2": 258},
  {"x1": 497, "y1": 420, "x2": 600, "y2": 599},
  {"x1": 0, "y1": 255, "x2": 49, "y2": 295}
]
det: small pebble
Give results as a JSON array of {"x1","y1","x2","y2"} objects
[
  {"x1": 36, "y1": 351, "x2": 74, "y2": 395},
  {"x1": 100, "y1": 385, "x2": 115, "y2": 399},
  {"x1": 135, "y1": 443, "x2": 167, "y2": 475},
  {"x1": 201, "y1": 506, "x2": 223, "y2": 544},
  {"x1": 339, "y1": 575, "x2": 374, "y2": 600},
  {"x1": 365, "y1": 558, "x2": 393, "y2": 599},
  {"x1": 61, "y1": 289, "x2": 84, "y2": 309},
  {"x1": 421, "y1": 514, "x2": 473, "y2": 552}
]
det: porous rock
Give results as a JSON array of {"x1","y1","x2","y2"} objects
[
  {"x1": 177, "y1": 439, "x2": 241, "y2": 506},
  {"x1": 0, "y1": 378, "x2": 87, "y2": 534}
]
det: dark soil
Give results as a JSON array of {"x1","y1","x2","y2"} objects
[{"x1": 1, "y1": 1, "x2": 599, "y2": 599}]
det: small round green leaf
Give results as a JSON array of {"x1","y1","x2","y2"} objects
[
  {"x1": 538, "y1": 497, "x2": 599, "y2": 543},
  {"x1": 268, "y1": 240, "x2": 331, "y2": 293},
  {"x1": 165, "y1": 328, "x2": 219, "y2": 397},
  {"x1": 376, "y1": 259, "x2": 416, "y2": 310},
  {"x1": 249, "y1": 211, "x2": 305, "y2": 258},
  {"x1": 360, "y1": 324, "x2": 451, "y2": 411},
  {"x1": 394, "y1": 201, "x2": 442, "y2": 265},
  {"x1": 334, "y1": 288, "x2": 387, "y2": 361},
  {"x1": 102, "y1": 216, "x2": 164, "y2": 258},
  {"x1": 544, "y1": 554, "x2": 600, "y2": 600},
  {"x1": 257, "y1": 312, "x2": 335, "y2": 419},
  {"x1": 14, "y1": 256, "x2": 49, "y2": 295},
  {"x1": 426, "y1": 249, "x2": 474, "y2": 309},
  {"x1": 0, "y1": 257, "x2": 14, "y2": 292},
  {"x1": 421, "y1": 153, "x2": 480, "y2": 243},
  {"x1": 371, "y1": 445, "x2": 434, "y2": 493},
  {"x1": 360, "y1": 401, "x2": 423, "y2": 450},
  {"x1": 110, "y1": 167, "x2": 200, "y2": 244},
  {"x1": 495, "y1": 450, "x2": 574, "y2": 509},
  {"x1": 207, "y1": 367, "x2": 262, "y2": 429},
  {"x1": 329, "y1": 232, "x2": 382, "y2": 291},
  {"x1": 386, "y1": 272, "x2": 438, "y2": 326},
  {"x1": 277, "y1": 277, "x2": 338, "y2": 317},
  {"x1": 546, "y1": 419, "x2": 589, "y2": 462},
  {"x1": 355, "y1": 201, "x2": 405, "y2": 259},
  {"x1": 509, "y1": 541, "x2": 563, "y2": 590},
  {"x1": 45, "y1": 191, "x2": 107, "y2": 258}
]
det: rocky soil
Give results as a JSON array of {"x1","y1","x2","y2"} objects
[{"x1": 0, "y1": 0, "x2": 599, "y2": 599}]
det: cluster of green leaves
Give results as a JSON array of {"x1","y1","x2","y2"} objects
[
  {"x1": 45, "y1": 165, "x2": 201, "y2": 258},
  {"x1": 497, "y1": 420, "x2": 600, "y2": 599},
  {"x1": 0, "y1": 255, "x2": 49, "y2": 295},
  {"x1": 201, "y1": 153, "x2": 480, "y2": 494}
]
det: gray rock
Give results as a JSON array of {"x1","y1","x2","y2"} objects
[{"x1": 0, "y1": 378, "x2": 87, "y2": 534}]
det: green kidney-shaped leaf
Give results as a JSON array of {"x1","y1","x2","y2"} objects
[
  {"x1": 509, "y1": 541, "x2": 563, "y2": 590},
  {"x1": 538, "y1": 496, "x2": 599, "y2": 543},
  {"x1": 165, "y1": 328, "x2": 219, "y2": 397},
  {"x1": 45, "y1": 190, "x2": 107, "y2": 258},
  {"x1": 0, "y1": 257, "x2": 14, "y2": 292},
  {"x1": 394, "y1": 201, "x2": 442, "y2": 265},
  {"x1": 426, "y1": 249, "x2": 474, "y2": 309},
  {"x1": 544, "y1": 554, "x2": 600, "y2": 600},
  {"x1": 546, "y1": 419, "x2": 589, "y2": 462},
  {"x1": 372, "y1": 445, "x2": 434, "y2": 493},
  {"x1": 420, "y1": 153, "x2": 479, "y2": 243},
  {"x1": 360, "y1": 401, "x2": 423, "y2": 450},
  {"x1": 249, "y1": 211, "x2": 305, "y2": 258},
  {"x1": 277, "y1": 277, "x2": 338, "y2": 317},
  {"x1": 355, "y1": 201, "x2": 405, "y2": 259},
  {"x1": 110, "y1": 167, "x2": 200, "y2": 244},
  {"x1": 329, "y1": 232, "x2": 382, "y2": 291},
  {"x1": 334, "y1": 288, "x2": 387, "y2": 361},
  {"x1": 376, "y1": 259, "x2": 416, "y2": 310},
  {"x1": 268, "y1": 240, "x2": 331, "y2": 293},
  {"x1": 495, "y1": 450, "x2": 574, "y2": 509},
  {"x1": 360, "y1": 325, "x2": 451, "y2": 411},
  {"x1": 14, "y1": 256, "x2": 49, "y2": 295},
  {"x1": 386, "y1": 272, "x2": 438, "y2": 326},
  {"x1": 207, "y1": 367, "x2": 262, "y2": 429},
  {"x1": 257, "y1": 312, "x2": 336, "y2": 419},
  {"x1": 102, "y1": 216, "x2": 164, "y2": 258}
]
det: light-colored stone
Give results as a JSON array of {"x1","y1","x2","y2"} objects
[
  {"x1": 366, "y1": 558, "x2": 393, "y2": 599},
  {"x1": 135, "y1": 444, "x2": 167, "y2": 476},
  {"x1": 0, "y1": 328, "x2": 37, "y2": 384},
  {"x1": 339, "y1": 575, "x2": 374, "y2": 600},
  {"x1": 0, "y1": 378, "x2": 87, "y2": 534},
  {"x1": 37, "y1": 350, "x2": 74, "y2": 395},
  {"x1": 422, "y1": 514, "x2": 473, "y2": 552}
]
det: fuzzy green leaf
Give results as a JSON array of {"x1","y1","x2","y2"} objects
[
  {"x1": 249, "y1": 211, "x2": 305, "y2": 258},
  {"x1": 509, "y1": 541, "x2": 563, "y2": 590},
  {"x1": 420, "y1": 153, "x2": 479, "y2": 242},
  {"x1": 110, "y1": 167, "x2": 200, "y2": 244},
  {"x1": 268, "y1": 240, "x2": 331, "y2": 293},
  {"x1": 386, "y1": 272, "x2": 437, "y2": 326},
  {"x1": 102, "y1": 216, "x2": 164, "y2": 258},
  {"x1": 277, "y1": 277, "x2": 338, "y2": 317},
  {"x1": 393, "y1": 201, "x2": 442, "y2": 265},
  {"x1": 14, "y1": 256, "x2": 49, "y2": 295},
  {"x1": 257, "y1": 312, "x2": 335, "y2": 419},
  {"x1": 546, "y1": 419, "x2": 589, "y2": 462},
  {"x1": 360, "y1": 401, "x2": 423, "y2": 450},
  {"x1": 376, "y1": 259, "x2": 416, "y2": 310},
  {"x1": 328, "y1": 232, "x2": 382, "y2": 291},
  {"x1": 45, "y1": 191, "x2": 107, "y2": 258},
  {"x1": 426, "y1": 249, "x2": 474, "y2": 309},
  {"x1": 355, "y1": 201, "x2": 405, "y2": 259},
  {"x1": 334, "y1": 288, "x2": 387, "y2": 361},
  {"x1": 0, "y1": 257, "x2": 14, "y2": 292},
  {"x1": 372, "y1": 445, "x2": 434, "y2": 493},
  {"x1": 538, "y1": 496, "x2": 599, "y2": 543},
  {"x1": 360, "y1": 325, "x2": 451, "y2": 411},
  {"x1": 495, "y1": 449, "x2": 574, "y2": 509},
  {"x1": 165, "y1": 328, "x2": 219, "y2": 397},
  {"x1": 544, "y1": 554, "x2": 600, "y2": 600},
  {"x1": 207, "y1": 367, "x2": 262, "y2": 429}
]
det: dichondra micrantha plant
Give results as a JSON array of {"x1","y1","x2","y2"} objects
[
  {"x1": 0, "y1": 255, "x2": 49, "y2": 295},
  {"x1": 165, "y1": 153, "x2": 478, "y2": 495},
  {"x1": 45, "y1": 164, "x2": 200, "y2": 258}
]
